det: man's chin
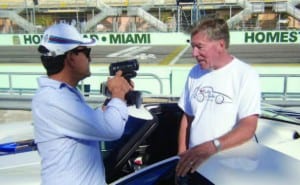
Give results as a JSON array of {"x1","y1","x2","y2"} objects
[
  {"x1": 198, "y1": 63, "x2": 208, "y2": 70},
  {"x1": 82, "y1": 72, "x2": 91, "y2": 79}
]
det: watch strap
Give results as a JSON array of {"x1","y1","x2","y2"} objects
[{"x1": 213, "y1": 139, "x2": 222, "y2": 152}]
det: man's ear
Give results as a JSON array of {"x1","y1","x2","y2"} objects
[
  {"x1": 65, "y1": 52, "x2": 76, "y2": 68},
  {"x1": 218, "y1": 39, "x2": 226, "y2": 49}
]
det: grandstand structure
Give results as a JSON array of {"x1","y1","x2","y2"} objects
[{"x1": 0, "y1": 0, "x2": 300, "y2": 33}]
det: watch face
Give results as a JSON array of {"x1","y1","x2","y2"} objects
[{"x1": 213, "y1": 139, "x2": 221, "y2": 151}]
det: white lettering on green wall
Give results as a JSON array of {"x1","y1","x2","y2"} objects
[
  {"x1": 17, "y1": 32, "x2": 300, "y2": 45},
  {"x1": 245, "y1": 31, "x2": 299, "y2": 43},
  {"x1": 23, "y1": 34, "x2": 43, "y2": 44},
  {"x1": 109, "y1": 34, "x2": 151, "y2": 44},
  {"x1": 21, "y1": 34, "x2": 151, "y2": 45},
  {"x1": 83, "y1": 34, "x2": 99, "y2": 41}
]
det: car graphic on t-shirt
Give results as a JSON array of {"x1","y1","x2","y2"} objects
[{"x1": 192, "y1": 86, "x2": 232, "y2": 104}]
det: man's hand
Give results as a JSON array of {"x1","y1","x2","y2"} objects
[
  {"x1": 107, "y1": 70, "x2": 132, "y2": 100},
  {"x1": 176, "y1": 140, "x2": 216, "y2": 177}
]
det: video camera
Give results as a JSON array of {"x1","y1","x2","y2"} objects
[{"x1": 101, "y1": 59, "x2": 142, "y2": 108}]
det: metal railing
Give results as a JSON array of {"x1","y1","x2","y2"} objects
[
  {"x1": 260, "y1": 74, "x2": 300, "y2": 102},
  {"x1": 0, "y1": 71, "x2": 164, "y2": 96},
  {"x1": 1, "y1": 71, "x2": 300, "y2": 99}
]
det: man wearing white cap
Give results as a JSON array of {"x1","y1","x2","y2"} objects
[{"x1": 32, "y1": 23, "x2": 132, "y2": 185}]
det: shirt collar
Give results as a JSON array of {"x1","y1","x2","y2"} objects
[{"x1": 38, "y1": 76, "x2": 71, "y2": 89}]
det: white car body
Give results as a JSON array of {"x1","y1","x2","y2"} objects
[{"x1": 1, "y1": 104, "x2": 300, "y2": 185}]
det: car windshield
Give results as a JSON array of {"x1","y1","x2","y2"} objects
[
  {"x1": 101, "y1": 113, "x2": 159, "y2": 183},
  {"x1": 112, "y1": 157, "x2": 214, "y2": 185},
  {"x1": 260, "y1": 109, "x2": 300, "y2": 125},
  {"x1": 100, "y1": 115, "x2": 155, "y2": 159}
]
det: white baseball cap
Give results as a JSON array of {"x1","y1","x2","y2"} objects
[{"x1": 39, "y1": 23, "x2": 96, "y2": 56}]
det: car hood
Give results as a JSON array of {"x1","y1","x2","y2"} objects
[{"x1": 199, "y1": 141, "x2": 300, "y2": 185}]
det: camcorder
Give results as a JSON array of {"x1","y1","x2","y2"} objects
[{"x1": 100, "y1": 59, "x2": 142, "y2": 108}]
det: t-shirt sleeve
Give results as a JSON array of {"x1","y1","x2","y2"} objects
[
  {"x1": 238, "y1": 69, "x2": 261, "y2": 120},
  {"x1": 178, "y1": 69, "x2": 194, "y2": 116}
]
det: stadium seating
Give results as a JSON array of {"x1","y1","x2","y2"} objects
[{"x1": 0, "y1": 0, "x2": 299, "y2": 33}]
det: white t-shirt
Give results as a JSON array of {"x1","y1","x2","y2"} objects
[{"x1": 178, "y1": 58, "x2": 261, "y2": 148}]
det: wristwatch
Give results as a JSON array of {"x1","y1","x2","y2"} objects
[{"x1": 213, "y1": 139, "x2": 222, "y2": 152}]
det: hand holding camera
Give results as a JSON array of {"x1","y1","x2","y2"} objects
[
  {"x1": 106, "y1": 70, "x2": 132, "y2": 100},
  {"x1": 101, "y1": 59, "x2": 142, "y2": 108}
]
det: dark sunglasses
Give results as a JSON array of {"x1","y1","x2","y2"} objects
[{"x1": 69, "y1": 47, "x2": 91, "y2": 58}]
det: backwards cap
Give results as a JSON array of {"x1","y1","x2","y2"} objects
[{"x1": 39, "y1": 23, "x2": 96, "y2": 56}]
